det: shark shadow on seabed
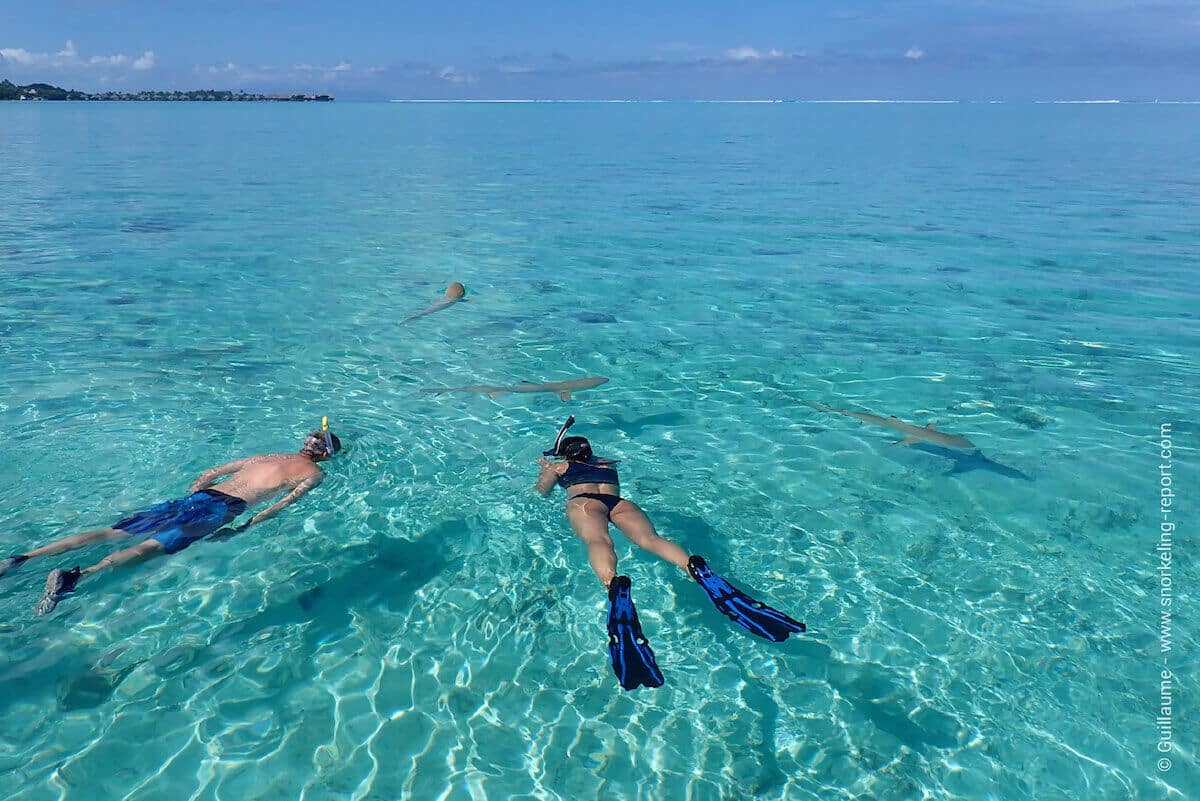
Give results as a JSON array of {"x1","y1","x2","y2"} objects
[
  {"x1": 223, "y1": 529, "x2": 458, "y2": 650},
  {"x1": 904, "y1": 443, "x2": 1034, "y2": 482},
  {"x1": 596, "y1": 411, "x2": 687, "y2": 439}
]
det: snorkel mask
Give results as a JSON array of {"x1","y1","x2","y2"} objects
[
  {"x1": 543, "y1": 416, "x2": 576, "y2": 458},
  {"x1": 322, "y1": 416, "x2": 335, "y2": 457}
]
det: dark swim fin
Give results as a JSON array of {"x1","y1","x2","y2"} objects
[
  {"x1": 0, "y1": 554, "x2": 29, "y2": 578},
  {"x1": 606, "y1": 576, "x2": 664, "y2": 691},
  {"x1": 35, "y1": 566, "x2": 81, "y2": 616},
  {"x1": 688, "y1": 556, "x2": 806, "y2": 642}
]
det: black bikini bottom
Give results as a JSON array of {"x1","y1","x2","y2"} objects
[{"x1": 571, "y1": 493, "x2": 622, "y2": 514}]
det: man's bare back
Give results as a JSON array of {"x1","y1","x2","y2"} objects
[
  {"x1": 194, "y1": 454, "x2": 324, "y2": 507},
  {"x1": 186, "y1": 428, "x2": 341, "y2": 531}
]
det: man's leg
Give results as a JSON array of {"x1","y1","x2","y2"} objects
[
  {"x1": 1, "y1": 528, "x2": 129, "y2": 577},
  {"x1": 34, "y1": 539, "x2": 165, "y2": 616},
  {"x1": 23, "y1": 528, "x2": 129, "y2": 560},
  {"x1": 81, "y1": 538, "x2": 166, "y2": 577}
]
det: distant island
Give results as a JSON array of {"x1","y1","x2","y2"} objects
[{"x1": 0, "y1": 80, "x2": 332, "y2": 102}]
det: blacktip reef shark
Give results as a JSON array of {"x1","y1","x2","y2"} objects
[
  {"x1": 803, "y1": 400, "x2": 1031, "y2": 480},
  {"x1": 400, "y1": 282, "x2": 468, "y2": 324},
  {"x1": 423, "y1": 376, "x2": 609, "y2": 402},
  {"x1": 803, "y1": 401, "x2": 978, "y2": 450}
]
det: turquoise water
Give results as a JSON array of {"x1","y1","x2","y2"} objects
[{"x1": 0, "y1": 103, "x2": 1197, "y2": 800}]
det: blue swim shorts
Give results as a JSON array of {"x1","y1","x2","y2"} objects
[{"x1": 113, "y1": 489, "x2": 248, "y2": 554}]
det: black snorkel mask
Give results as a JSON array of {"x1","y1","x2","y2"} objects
[{"x1": 543, "y1": 416, "x2": 576, "y2": 458}]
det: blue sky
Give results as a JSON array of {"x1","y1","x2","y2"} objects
[{"x1": 2, "y1": 1, "x2": 1198, "y2": 99}]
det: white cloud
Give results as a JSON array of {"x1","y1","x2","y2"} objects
[
  {"x1": 291, "y1": 61, "x2": 354, "y2": 78},
  {"x1": 0, "y1": 40, "x2": 154, "y2": 72},
  {"x1": 438, "y1": 65, "x2": 476, "y2": 84},
  {"x1": 194, "y1": 60, "x2": 355, "y2": 85},
  {"x1": 397, "y1": 63, "x2": 435, "y2": 78},
  {"x1": 0, "y1": 47, "x2": 43, "y2": 66},
  {"x1": 723, "y1": 46, "x2": 785, "y2": 62},
  {"x1": 196, "y1": 62, "x2": 238, "y2": 75},
  {"x1": 194, "y1": 62, "x2": 284, "y2": 84},
  {"x1": 905, "y1": 47, "x2": 926, "y2": 60}
]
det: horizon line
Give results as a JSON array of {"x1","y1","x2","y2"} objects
[{"x1": 385, "y1": 98, "x2": 1200, "y2": 105}]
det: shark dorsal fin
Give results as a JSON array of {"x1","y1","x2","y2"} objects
[{"x1": 521, "y1": 380, "x2": 535, "y2": 385}]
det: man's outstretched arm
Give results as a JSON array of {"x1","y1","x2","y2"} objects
[{"x1": 239, "y1": 475, "x2": 323, "y2": 530}]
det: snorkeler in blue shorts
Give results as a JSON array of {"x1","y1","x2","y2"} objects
[
  {"x1": 1, "y1": 423, "x2": 342, "y2": 615},
  {"x1": 535, "y1": 418, "x2": 805, "y2": 691}
]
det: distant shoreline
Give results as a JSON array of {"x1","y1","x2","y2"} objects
[
  {"x1": 1, "y1": 80, "x2": 332, "y2": 102},
  {"x1": 385, "y1": 98, "x2": 1200, "y2": 104}
]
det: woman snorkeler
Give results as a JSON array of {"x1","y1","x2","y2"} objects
[{"x1": 534, "y1": 417, "x2": 805, "y2": 691}]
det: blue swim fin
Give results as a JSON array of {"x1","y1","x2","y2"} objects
[
  {"x1": 688, "y1": 556, "x2": 806, "y2": 642},
  {"x1": 607, "y1": 576, "x2": 664, "y2": 691}
]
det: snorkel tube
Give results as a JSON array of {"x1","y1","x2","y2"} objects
[
  {"x1": 543, "y1": 416, "x2": 576, "y2": 458},
  {"x1": 322, "y1": 416, "x2": 335, "y2": 456}
]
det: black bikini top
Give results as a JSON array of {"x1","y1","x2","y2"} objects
[{"x1": 557, "y1": 460, "x2": 620, "y2": 488}]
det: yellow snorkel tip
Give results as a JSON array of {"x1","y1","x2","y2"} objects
[{"x1": 321, "y1": 416, "x2": 334, "y2": 456}]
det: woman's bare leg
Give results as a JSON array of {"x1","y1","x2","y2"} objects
[
  {"x1": 566, "y1": 499, "x2": 618, "y2": 588},
  {"x1": 609, "y1": 501, "x2": 689, "y2": 570}
]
